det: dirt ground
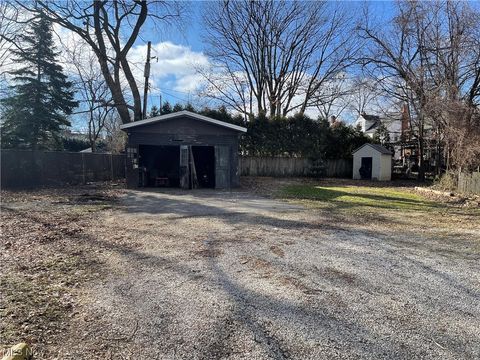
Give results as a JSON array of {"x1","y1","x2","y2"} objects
[{"x1": 1, "y1": 178, "x2": 479, "y2": 359}]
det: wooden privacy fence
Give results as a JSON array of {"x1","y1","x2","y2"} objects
[
  {"x1": 239, "y1": 156, "x2": 352, "y2": 178},
  {"x1": 458, "y1": 171, "x2": 480, "y2": 195},
  {"x1": 1, "y1": 149, "x2": 125, "y2": 188},
  {"x1": 1, "y1": 151, "x2": 352, "y2": 189}
]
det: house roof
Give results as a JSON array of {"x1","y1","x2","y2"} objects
[
  {"x1": 361, "y1": 113, "x2": 380, "y2": 122},
  {"x1": 365, "y1": 121, "x2": 380, "y2": 132},
  {"x1": 352, "y1": 143, "x2": 392, "y2": 155},
  {"x1": 120, "y1": 110, "x2": 247, "y2": 133}
]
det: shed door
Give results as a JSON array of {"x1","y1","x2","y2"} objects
[
  {"x1": 360, "y1": 157, "x2": 372, "y2": 179},
  {"x1": 179, "y1": 145, "x2": 190, "y2": 189},
  {"x1": 215, "y1": 145, "x2": 230, "y2": 189}
]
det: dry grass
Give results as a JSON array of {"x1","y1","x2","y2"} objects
[
  {"x1": 0, "y1": 185, "x2": 122, "y2": 355},
  {"x1": 246, "y1": 177, "x2": 480, "y2": 236}
]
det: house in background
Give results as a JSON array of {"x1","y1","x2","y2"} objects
[{"x1": 354, "y1": 104, "x2": 410, "y2": 160}]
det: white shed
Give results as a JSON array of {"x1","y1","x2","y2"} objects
[{"x1": 352, "y1": 144, "x2": 392, "y2": 181}]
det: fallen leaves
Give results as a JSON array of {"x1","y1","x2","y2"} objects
[{"x1": 0, "y1": 184, "x2": 122, "y2": 356}]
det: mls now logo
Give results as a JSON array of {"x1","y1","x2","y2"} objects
[{"x1": 1, "y1": 343, "x2": 34, "y2": 360}]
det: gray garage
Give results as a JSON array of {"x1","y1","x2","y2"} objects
[{"x1": 120, "y1": 111, "x2": 247, "y2": 189}]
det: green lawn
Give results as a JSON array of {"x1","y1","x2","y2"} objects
[{"x1": 281, "y1": 185, "x2": 438, "y2": 212}]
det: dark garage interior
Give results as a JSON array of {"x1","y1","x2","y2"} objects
[
  {"x1": 139, "y1": 145, "x2": 215, "y2": 189},
  {"x1": 192, "y1": 146, "x2": 215, "y2": 188},
  {"x1": 139, "y1": 145, "x2": 180, "y2": 187}
]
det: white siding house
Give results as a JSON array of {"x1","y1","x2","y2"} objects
[
  {"x1": 354, "y1": 113, "x2": 403, "y2": 142},
  {"x1": 352, "y1": 144, "x2": 392, "y2": 181}
]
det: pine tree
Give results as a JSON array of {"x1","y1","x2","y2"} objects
[
  {"x1": 1, "y1": 12, "x2": 77, "y2": 149},
  {"x1": 184, "y1": 103, "x2": 195, "y2": 112},
  {"x1": 373, "y1": 123, "x2": 391, "y2": 145},
  {"x1": 160, "y1": 101, "x2": 172, "y2": 115},
  {"x1": 149, "y1": 105, "x2": 161, "y2": 117},
  {"x1": 172, "y1": 103, "x2": 184, "y2": 112}
]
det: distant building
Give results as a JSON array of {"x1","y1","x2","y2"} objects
[
  {"x1": 354, "y1": 104, "x2": 410, "y2": 160},
  {"x1": 62, "y1": 129, "x2": 89, "y2": 142},
  {"x1": 354, "y1": 104, "x2": 410, "y2": 142},
  {"x1": 352, "y1": 143, "x2": 392, "y2": 181}
]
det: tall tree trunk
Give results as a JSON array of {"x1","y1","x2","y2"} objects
[{"x1": 120, "y1": 57, "x2": 142, "y2": 121}]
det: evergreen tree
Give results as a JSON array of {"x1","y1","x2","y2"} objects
[
  {"x1": 172, "y1": 103, "x2": 184, "y2": 112},
  {"x1": 373, "y1": 123, "x2": 391, "y2": 145},
  {"x1": 184, "y1": 103, "x2": 195, "y2": 112},
  {"x1": 1, "y1": 12, "x2": 77, "y2": 149},
  {"x1": 149, "y1": 105, "x2": 161, "y2": 117},
  {"x1": 160, "y1": 101, "x2": 172, "y2": 115}
]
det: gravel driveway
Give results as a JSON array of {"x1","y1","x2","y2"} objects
[{"x1": 65, "y1": 188, "x2": 479, "y2": 359}]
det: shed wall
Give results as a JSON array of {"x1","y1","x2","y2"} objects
[{"x1": 379, "y1": 154, "x2": 392, "y2": 181}]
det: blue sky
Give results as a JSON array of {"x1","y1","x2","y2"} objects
[
  {"x1": 137, "y1": 2, "x2": 207, "y2": 109},
  {"x1": 136, "y1": 1, "x2": 398, "y2": 111},
  {"x1": 58, "y1": 1, "x2": 403, "y2": 130}
]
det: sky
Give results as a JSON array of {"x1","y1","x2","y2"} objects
[
  {"x1": 130, "y1": 2, "x2": 207, "y2": 109},
  {"x1": 2, "y1": 1, "x2": 402, "y2": 131},
  {"x1": 128, "y1": 1, "x2": 398, "y2": 113}
]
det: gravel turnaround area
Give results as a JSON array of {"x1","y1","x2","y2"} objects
[{"x1": 50, "y1": 187, "x2": 480, "y2": 360}]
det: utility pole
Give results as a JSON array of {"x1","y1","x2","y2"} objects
[{"x1": 142, "y1": 41, "x2": 152, "y2": 119}]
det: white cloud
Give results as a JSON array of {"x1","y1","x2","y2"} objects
[
  {"x1": 128, "y1": 41, "x2": 210, "y2": 95},
  {"x1": 51, "y1": 26, "x2": 210, "y2": 98}
]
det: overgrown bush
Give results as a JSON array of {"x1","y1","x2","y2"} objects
[
  {"x1": 239, "y1": 114, "x2": 371, "y2": 160},
  {"x1": 163, "y1": 104, "x2": 372, "y2": 160},
  {"x1": 435, "y1": 172, "x2": 457, "y2": 191}
]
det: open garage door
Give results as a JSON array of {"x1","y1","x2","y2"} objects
[
  {"x1": 179, "y1": 145, "x2": 190, "y2": 189},
  {"x1": 215, "y1": 145, "x2": 230, "y2": 189}
]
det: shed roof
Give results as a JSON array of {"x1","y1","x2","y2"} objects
[
  {"x1": 120, "y1": 110, "x2": 247, "y2": 133},
  {"x1": 352, "y1": 143, "x2": 392, "y2": 155}
]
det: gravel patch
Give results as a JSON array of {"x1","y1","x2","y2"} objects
[{"x1": 52, "y1": 188, "x2": 480, "y2": 359}]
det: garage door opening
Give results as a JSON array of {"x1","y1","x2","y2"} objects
[
  {"x1": 139, "y1": 145, "x2": 180, "y2": 187},
  {"x1": 191, "y1": 146, "x2": 215, "y2": 188}
]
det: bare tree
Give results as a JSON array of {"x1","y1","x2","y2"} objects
[
  {"x1": 0, "y1": 2, "x2": 18, "y2": 75},
  {"x1": 424, "y1": 1, "x2": 480, "y2": 172},
  {"x1": 359, "y1": 2, "x2": 439, "y2": 181},
  {"x1": 313, "y1": 73, "x2": 352, "y2": 120},
  {"x1": 360, "y1": 1, "x2": 480, "y2": 178},
  {"x1": 14, "y1": 1, "x2": 183, "y2": 124},
  {"x1": 62, "y1": 38, "x2": 115, "y2": 151},
  {"x1": 202, "y1": 0, "x2": 357, "y2": 118},
  {"x1": 345, "y1": 77, "x2": 382, "y2": 117},
  {"x1": 0, "y1": 2, "x2": 23, "y2": 98},
  {"x1": 104, "y1": 112, "x2": 126, "y2": 154}
]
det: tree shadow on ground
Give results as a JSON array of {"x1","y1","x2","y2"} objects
[
  {"x1": 282, "y1": 186, "x2": 438, "y2": 210},
  {"x1": 73, "y1": 223, "x2": 478, "y2": 359}
]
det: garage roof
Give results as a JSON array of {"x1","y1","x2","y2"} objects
[
  {"x1": 120, "y1": 110, "x2": 247, "y2": 133},
  {"x1": 353, "y1": 143, "x2": 392, "y2": 155}
]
